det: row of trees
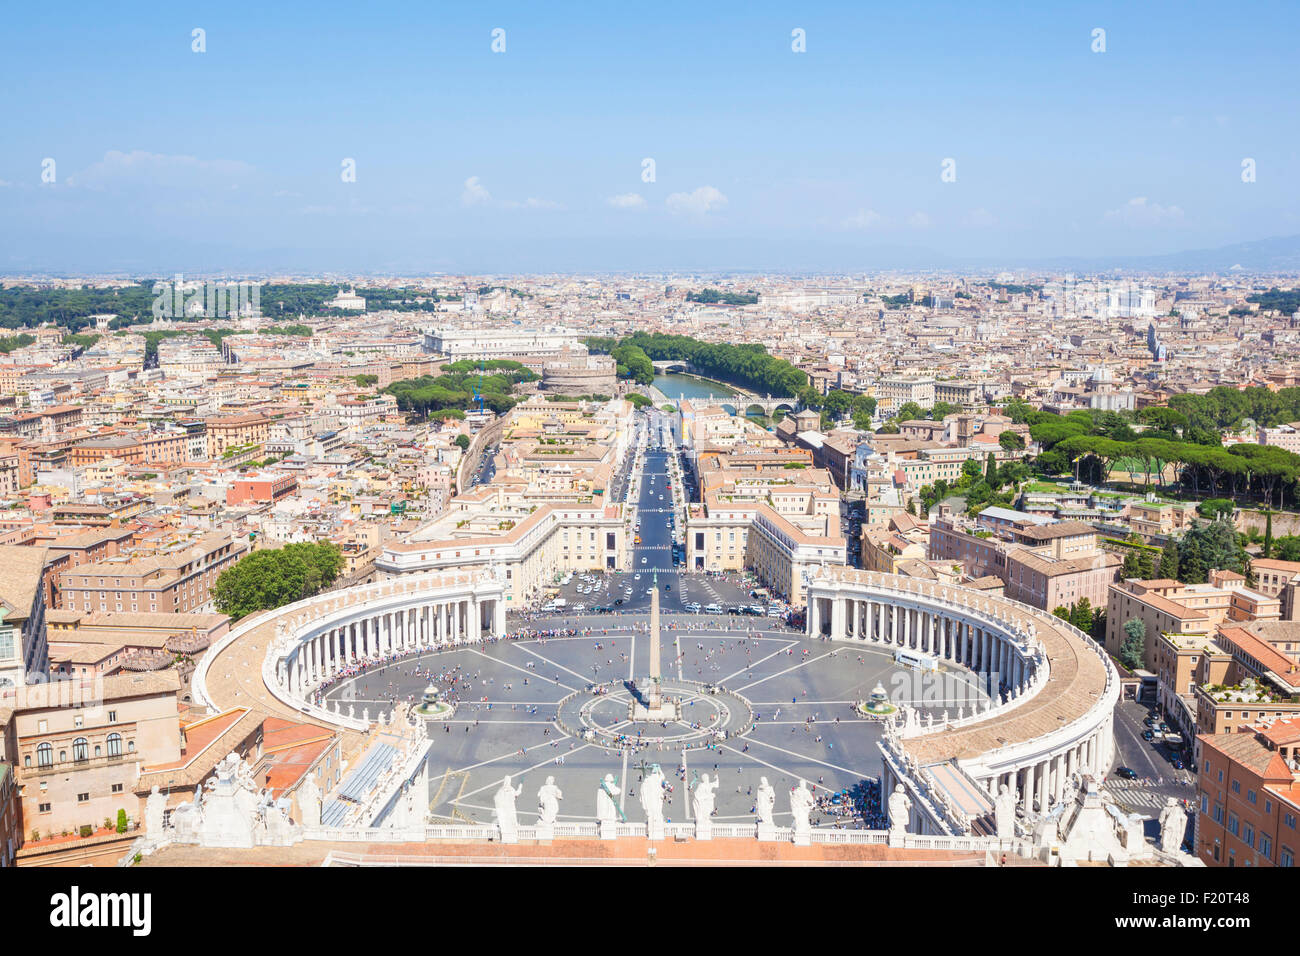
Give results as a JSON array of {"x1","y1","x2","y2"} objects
[
  {"x1": 1168, "y1": 384, "x2": 1300, "y2": 433},
  {"x1": 810, "y1": 389, "x2": 876, "y2": 430},
  {"x1": 212, "y1": 542, "x2": 343, "y2": 619},
  {"x1": 622, "y1": 332, "x2": 808, "y2": 397},
  {"x1": 685, "y1": 288, "x2": 758, "y2": 305},
  {"x1": 383, "y1": 361, "x2": 537, "y2": 418},
  {"x1": 1014, "y1": 400, "x2": 1300, "y2": 506},
  {"x1": 0, "y1": 282, "x2": 156, "y2": 331},
  {"x1": 1113, "y1": 519, "x2": 1247, "y2": 585}
]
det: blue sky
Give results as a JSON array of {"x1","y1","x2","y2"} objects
[{"x1": 1, "y1": 0, "x2": 1297, "y2": 273}]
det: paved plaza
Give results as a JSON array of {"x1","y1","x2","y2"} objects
[{"x1": 322, "y1": 625, "x2": 990, "y2": 830}]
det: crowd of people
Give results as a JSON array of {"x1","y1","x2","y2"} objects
[{"x1": 811, "y1": 780, "x2": 886, "y2": 829}]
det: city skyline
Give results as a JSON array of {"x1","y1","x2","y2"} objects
[{"x1": 3, "y1": 0, "x2": 1299, "y2": 273}]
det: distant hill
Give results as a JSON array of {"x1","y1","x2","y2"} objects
[{"x1": 1001, "y1": 234, "x2": 1300, "y2": 275}]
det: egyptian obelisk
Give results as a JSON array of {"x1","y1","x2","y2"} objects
[{"x1": 647, "y1": 571, "x2": 662, "y2": 707}]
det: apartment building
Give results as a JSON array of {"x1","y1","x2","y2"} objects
[
  {"x1": 227, "y1": 473, "x2": 299, "y2": 506},
  {"x1": 60, "y1": 533, "x2": 247, "y2": 615},
  {"x1": 1105, "y1": 574, "x2": 1281, "y2": 671},
  {"x1": 1257, "y1": 423, "x2": 1300, "y2": 455},
  {"x1": 1128, "y1": 499, "x2": 1198, "y2": 542},
  {"x1": 204, "y1": 413, "x2": 270, "y2": 458},
  {"x1": 928, "y1": 510, "x2": 1117, "y2": 610},
  {"x1": 860, "y1": 516, "x2": 929, "y2": 574},
  {"x1": 745, "y1": 506, "x2": 846, "y2": 606},
  {"x1": 1196, "y1": 716, "x2": 1300, "y2": 867},
  {"x1": 1251, "y1": 557, "x2": 1300, "y2": 621},
  {"x1": 0, "y1": 763, "x2": 18, "y2": 866},
  {"x1": 0, "y1": 545, "x2": 51, "y2": 689},
  {"x1": 876, "y1": 374, "x2": 936, "y2": 413},
  {"x1": 378, "y1": 494, "x2": 627, "y2": 604},
  {"x1": 0, "y1": 670, "x2": 182, "y2": 840}
]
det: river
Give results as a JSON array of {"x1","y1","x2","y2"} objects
[{"x1": 652, "y1": 372, "x2": 739, "y2": 403}]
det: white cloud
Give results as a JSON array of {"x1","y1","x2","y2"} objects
[
  {"x1": 66, "y1": 150, "x2": 255, "y2": 190},
  {"x1": 461, "y1": 176, "x2": 561, "y2": 210},
  {"x1": 841, "y1": 209, "x2": 883, "y2": 230},
  {"x1": 461, "y1": 176, "x2": 491, "y2": 206},
  {"x1": 906, "y1": 211, "x2": 932, "y2": 228},
  {"x1": 1104, "y1": 196, "x2": 1184, "y2": 227},
  {"x1": 666, "y1": 185, "x2": 728, "y2": 216},
  {"x1": 607, "y1": 192, "x2": 647, "y2": 209}
]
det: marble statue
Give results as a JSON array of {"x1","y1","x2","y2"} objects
[
  {"x1": 170, "y1": 801, "x2": 199, "y2": 843},
  {"x1": 994, "y1": 783, "x2": 1017, "y2": 839},
  {"x1": 537, "y1": 776, "x2": 563, "y2": 827},
  {"x1": 403, "y1": 781, "x2": 419, "y2": 824},
  {"x1": 145, "y1": 785, "x2": 166, "y2": 838},
  {"x1": 596, "y1": 773, "x2": 621, "y2": 825},
  {"x1": 755, "y1": 776, "x2": 776, "y2": 827},
  {"x1": 640, "y1": 765, "x2": 666, "y2": 833},
  {"x1": 1157, "y1": 798, "x2": 1188, "y2": 854},
  {"x1": 789, "y1": 780, "x2": 814, "y2": 842},
  {"x1": 297, "y1": 774, "x2": 322, "y2": 828},
  {"x1": 692, "y1": 773, "x2": 718, "y2": 820},
  {"x1": 888, "y1": 784, "x2": 912, "y2": 837},
  {"x1": 494, "y1": 775, "x2": 523, "y2": 841}
]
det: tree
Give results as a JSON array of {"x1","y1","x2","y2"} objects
[
  {"x1": 1070, "y1": 598, "x2": 1094, "y2": 634},
  {"x1": 454, "y1": 434, "x2": 471, "y2": 451},
  {"x1": 1264, "y1": 510, "x2": 1274, "y2": 559},
  {"x1": 1196, "y1": 498, "x2": 1234, "y2": 519},
  {"x1": 1120, "y1": 618, "x2": 1147, "y2": 671},
  {"x1": 985, "y1": 452, "x2": 999, "y2": 485},
  {"x1": 896, "y1": 401, "x2": 924, "y2": 422},
  {"x1": 1136, "y1": 548, "x2": 1156, "y2": 580},
  {"x1": 1177, "y1": 518, "x2": 1247, "y2": 584},
  {"x1": 1158, "y1": 541, "x2": 1180, "y2": 580},
  {"x1": 1053, "y1": 606, "x2": 1071, "y2": 621},
  {"x1": 212, "y1": 542, "x2": 343, "y2": 619},
  {"x1": 998, "y1": 430, "x2": 1025, "y2": 452},
  {"x1": 116, "y1": 809, "x2": 128, "y2": 834},
  {"x1": 1122, "y1": 549, "x2": 1142, "y2": 579}
]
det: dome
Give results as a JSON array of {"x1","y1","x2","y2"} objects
[{"x1": 1090, "y1": 366, "x2": 1113, "y2": 385}]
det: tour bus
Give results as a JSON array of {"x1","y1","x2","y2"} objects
[{"x1": 894, "y1": 648, "x2": 938, "y2": 673}]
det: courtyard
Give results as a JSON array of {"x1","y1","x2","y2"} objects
[{"x1": 322, "y1": 625, "x2": 990, "y2": 830}]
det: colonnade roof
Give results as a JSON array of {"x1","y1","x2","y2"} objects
[
  {"x1": 200, "y1": 571, "x2": 502, "y2": 756},
  {"x1": 813, "y1": 567, "x2": 1112, "y2": 765}
]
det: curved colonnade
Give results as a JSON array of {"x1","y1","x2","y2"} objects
[
  {"x1": 805, "y1": 567, "x2": 1120, "y2": 836},
  {"x1": 193, "y1": 571, "x2": 506, "y2": 731}
]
